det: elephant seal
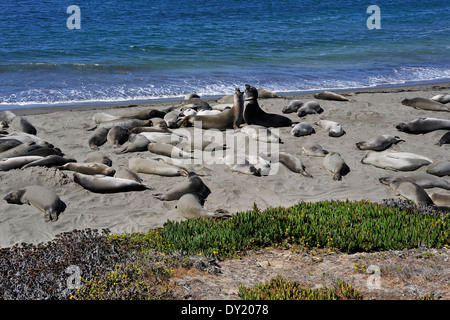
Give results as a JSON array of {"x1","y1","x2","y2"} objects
[
  {"x1": 2, "y1": 133, "x2": 53, "y2": 148},
  {"x1": 10, "y1": 116, "x2": 37, "y2": 135},
  {"x1": 300, "y1": 142, "x2": 329, "y2": 157},
  {"x1": 107, "y1": 126, "x2": 129, "y2": 148},
  {"x1": 175, "y1": 193, "x2": 231, "y2": 219},
  {"x1": 297, "y1": 101, "x2": 323, "y2": 117},
  {"x1": 0, "y1": 110, "x2": 17, "y2": 124},
  {"x1": 3, "y1": 186, "x2": 64, "y2": 221},
  {"x1": 0, "y1": 156, "x2": 43, "y2": 171},
  {"x1": 290, "y1": 122, "x2": 315, "y2": 137},
  {"x1": 21, "y1": 147, "x2": 63, "y2": 158},
  {"x1": 118, "y1": 109, "x2": 166, "y2": 121},
  {"x1": 241, "y1": 125, "x2": 282, "y2": 143},
  {"x1": 222, "y1": 155, "x2": 261, "y2": 176},
  {"x1": 129, "y1": 157, "x2": 187, "y2": 176},
  {"x1": 257, "y1": 88, "x2": 284, "y2": 99},
  {"x1": 426, "y1": 160, "x2": 450, "y2": 177},
  {"x1": 431, "y1": 94, "x2": 450, "y2": 104},
  {"x1": 129, "y1": 126, "x2": 171, "y2": 134},
  {"x1": 147, "y1": 142, "x2": 193, "y2": 159},
  {"x1": 356, "y1": 134, "x2": 404, "y2": 151},
  {"x1": 164, "y1": 110, "x2": 182, "y2": 128},
  {"x1": 153, "y1": 172, "x2": 211, "y2": 201},
  {"x1": 379, "y1": 173, "x2": 450, "y2": 190},
  {"x1": 114, "y1": 134, "x2": 150, "y2": 154},
  {"x1": 88, "y1": 127, "x2": 108, "y2": 150},
  {"x1": 0, "y1": 142, "x2": 42, "y2": 159},
  {"x1": 179, "y1": 87, "x2": 244, "y2": 130},
  {"x1": 437, "y1": 132, "x2": 450, "y2": 146},
  {"x1": 379, "y1": 178, "x2": 433, "y2": 205},
  {"x1": 323, "y1": 152, "x2": 349, "y2": 181},
  {"x1": 361, "y1": 150, "x2": 432, "y2": 171},
  {"x1": 430, "y1": 193, "x2": 450, "y2": 206},
  {"x1": 21, "y1": 155, "x2": 76, "y2": 169},
  {"x1": 243, "y1": 84, "x2": 292, "y2": 128},
  {"x1": 114, "y1": 166, "x2": 143, "y2": 183},
  {"x1": 315, "y1": 120, "x2": 345, "y2": 137},
  {"x1": 282, "y1": 100, "x2": 303, "y2": 114},
  {"x1": 84, "y1": 151, "x2": 112, "y2": 166},
  {"x1": 401, "y1": 97, "x2": 449, "y2": 112},
  {"x1": 314, "y1": 91, "x2": 351, "y2": 101},
  {"x1": 88, "y1": 118, "x2": 151, "y2": 131},
  {"x1": 73, "y1": 172, "x2": 151, "y2": 193},
  {"x1": 58, "y1": 162, "x2": 116, "y2": 176},
  {"x1": 139, "y1": 131, "x2": 185, "y2": 145},
  {"x1": 396, "y1": 117, "x2": 450, "y2": 134},
  {"x1": 262, "y1": 152, "x2": 312, "y2": 177},
  {"x1": 0, "y1": 138, "x2": 22, "y2": 153},
  {"x1": 185, "y1": 93, "x2": 200, "y2": 100},
  {"x1": 92, "y1": 112, "x2": 119, "y2": 124}
]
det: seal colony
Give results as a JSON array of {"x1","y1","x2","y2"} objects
[{"x1": 0, "y1": 82, "x2": 450, "y2": 247}]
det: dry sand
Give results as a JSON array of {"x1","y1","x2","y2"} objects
[{"x1": 1, "y1": 82, "x2": 449, "y2": 248}]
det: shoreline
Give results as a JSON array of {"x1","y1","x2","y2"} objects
[{"x1": 9, "y1": 80, "x2": 450, "y2": 116}]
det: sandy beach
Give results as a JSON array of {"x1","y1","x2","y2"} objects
[{"x1": 1, "y1": 82, "x2": 449, "y2": 248}]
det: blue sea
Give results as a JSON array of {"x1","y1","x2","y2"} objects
[{"x1": 0, "y1": 0, "x2": 449, "y2": 110}]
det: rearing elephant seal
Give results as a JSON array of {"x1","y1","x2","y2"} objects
[
  {"x1": 153, "y1": 172, "x2": 211, "y2": 201},
  {"x1": 243, "y1": 84, "x2": 292, "y2": 128},
  {"x1": 178, "y1": 87, "x2": 244, "y2": 130},
  {"x1": 401, "y1": 97, "x2": 449, "y2": 112},
  {"x1": 3, "y1": 185, "x2": 64, "y2": 222}
]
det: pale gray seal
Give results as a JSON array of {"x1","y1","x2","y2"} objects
[
  {"x1": 21, "y1": 155, "x2": 76, "y2": 169},
  {"x1": 128, "y1": 158, "x2": 187, "y2": 176},
  {"x1": 153, "y1": 172, "x2": 211, "y2": 201},
  {"x1": 322, "y1": 152, "x2": 349, "y2": 181},
  {"x1": 282, "y1": 100, "x2": 303, "y2": 114},
  {"x1": 73, "y1": 172, "x2": 151, "y2": 193},
  {"x1": 314, "y1": 91, "x2": 351, "y2": 101},
  {"x1": 58, "y1": 162, "x2": 116, "y2": 176},
  {"x1": 257, "y1": 88, "x2": 284, "y2": 99},
  {"x1": 356, "y1": 134, "x2": 404, "y2": 151},
  {"x1": 106, "y1": 126, "x2": 129, "y2": 148},
  {"x1": 379, "y1": 178, "x2": 433, "y2": 205},
  {"x1": 262, "y1": 152, "x2": 312, "y2": 177},
  {"x1": 147, "y1": 142, "x2": 193, "y2": 159},
  {"x1": 436, "y1": 132, "x2": 450, "y2": 146},
  {"x1": 84, "y1": 151, "x2": 112, "y2": 166},
  {"x1": 361, "y1": 150, "x2": 432, "y2": 171},
  {"x1": 315, "y1": 120, "x2": 345, "y2": 137},
  {"x1": 297, "y1": 101, "x2": 323, "y2": 117},
  {"x1": 10, "y1": 116, "x2": 37, "y2": 135},
  {"x1": 290, "y1": 122, "x2": 315, "y2": 137},
  {"x1": 396, "y1": 117, "x2": 450, "y2": 134},
  {"x1": 114, "y1": 166, "x2": 143, "y2": 183},
  {"x1": 175, "y1": 193, "x2": 231, "y2": 219},
  {"x1": 241, "y1": 125, "x2": 282, "y2": 143},
  {"x1": 222, "y1": 155, "x2": 260, "y2": 176},
  {"x1": 88, "y1": 127, "x2": 108, "y2": 150},
  {"x1": 426, "y1": 160, "x2": 450, "y2": 177},
  {"x1": 91, "y1": 112, "x2": 119, "y2": 124},
  {"x1": 4, "y1": 185, "x2": 64, "y2": 221},
  {"x1": 0, "y1": 156, "x2": 43, "y2": 171},
  {"x1": 87, "y1": 118, "x2": 151, "y2": 131},
  {"x1": 300, "y1": 142, "x2": 329, "y2": 157},
  {"x1": 431, "y1": 94, "x2": 450, "y2": 104},
  {"x1": 117, "y1": 109, "x2": 166, "y2": 121},
  {"x1": 243, "y1": 84, "x2": 292, "y2": 128},
  {"x1": 164, "y1": 110, "x2": 182, "y2": 128},
  {"x1": 430, "y1": 193, "x2": 450, "y2": 206},
  {"x1": 114, "y1": 134, "x2": 150, "y2": 154},
  {"x1": 401, "y1": 97, "x2": 449, "y2": 112},
  {"x1": 379, "y1": 173, "x2": 450, "y2": 190},
  {"x1": 0, "y1": 142, "x2": 42, "y2": 159}
]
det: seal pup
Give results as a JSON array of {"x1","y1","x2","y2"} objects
[
  {"x1": 88, "y1": 127, "x2": 108, "y2": 150},
  {"x1": 73, "y1": 172, "x2": 151, "y2": 193},
  {"x1": 128, "y1": 157, "x2": 187, "y2": 177},
  {"x1": 396, "y1": 117, "x2": 450, "y2": 134},
  {"x1": 114, "y1": 166, "x2": 143, "y2": 183},
  {"x1": 290, "y1": 122, "x2": 315, "y2": 137},
  {"x1": 379, "y1": 178, "x2": 433, "y2": 205},
  {"x1": 241, "y1": 125, "x2": 282, "y2": 143},
  {"x1": 430, "y1": 193, "x2": 450, "y2": 206},
  {"x1": 257, "y1": 88, "x2": 284, "y2": 99},
  {"x1": 356, "y1": 134, "x2": 404, "y2": 151},
  {"x1": 401, "y1": 97, "x2": 449, "y2": 112},
  {"x1": 21, "y1": 155, "x2": 76, "y2": 169},
  {"x1": 300, "y1": 142, "x2": 329, "y2": 157},
  {"x1": 379, "y1": 173, "x2": 450, "y2": 191},
  {"x1": 106, "y1": 126, "x2": 129, "y2": 148},
  {"x1": 175, "y1": 193, "x2": 231, "y2": 219},
  {"x1": 262, "y1": 151, "x2": 312, "y2": 177},
  {"x1": 426, "y1": 160, "x2": 450, "y2": 177},
  {"x1": 243, "y1": 84, "x2": 292, "y2": 128},
  {"x1": 179, "y1": 87, "x2": 244, "y2": 130},
  {"x1": 222, "y1": 154, "x2": 261, "y2": 176},
  {"x1": 147, "y1": 155, "x2": 195, "y2": 173},
  {"x1": 153, "y1": 172, "x2": 211, "y2": 201},
  {"x1": 315, "y1": 120, "x2": 345, "y2": 137},
  {"x1": 297, "y1": 101, "x2": 323, "y2": 117},
  {"x1": 361, "y1": 150, "x2": 433, "y2": 171},
  {"x1": 3, "y1": 185, "x2": 64, "y2": 222},
  {"x1": 282, "y1": 100, "x2": 303, "y2": 114},
  {"x1": 114, "y1": 134, "x2": 150, "y2": 154},
  {"x1": 147, "y1": 142, "x2": 193, "y2": 159},
  {"x1": 10, "y1": 116, "x2": 37, "y2": 135},
  {"x1": 58, "y1": 162, "x2": 116, "y2": 176},
  {"x1": 164, "y1": 110, "x2": 182, "y2": 128},
  {"x1": 0, "y1": 156, "x2": 43, "y2": 171},
  {"x1": 84, "y1": 151, "x2": 112, "y2": 166},
  {"x1": 323, "y1": 152, "x2": 349, "y2": 181},
  {"x1": 314, "y1": 91, "x2": 351, "y2": 101},
  {"x1": 436, "y1": 132, "x2": 450, "y2": 146},
  {"x1": 431, "y1": 94, "x2": 450, "y2": 104}
]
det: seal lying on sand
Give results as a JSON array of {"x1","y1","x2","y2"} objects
[
  {"x1": 436, "y1": 131, "x2": 450, "y2": 146},
  {"x1": 356, "y1": 134, "x2": 404, "y2": 151},
  {"x1": 379, "y1": 177, "x2": 434, "y2": 205},
  {"x1": 431, "y1": 94, "x2": 450, "y2": 104},
  {"x1": 379, "y1": 173, "x2": 450, "y2": 190},
  {"x1": 290, "y1": 122, "x2": 315, "y2": 137},
  {"x1": 153, "y1": 172, "x2": 211, "y2": 201},
  {"x1": 241, "y1": 125, "x2": 282, "y2": 143},
  {"x1": 297, "y1": 101, "x2": 323, "y2": 117},
  {"x1": 396, "y1": 117, "x2": 450, "y2": 134},
  {"x1": 361, "y1": 150, "x2": 433, "y2": 171},
  {"x1": 261, "y1": 152, "x2": 312, "y2": 177},
  {"x1": 73, "y1": 173, "x2": 151, "y2": 193},
  {"x1": 426, "y1": 160, "x2": 450, "y2": 177},
  {"x1": 243, "y1": 84, "x2": 292, "y2": 128},
  {"x1": 323, "y1": 152, "x2": 349, "y2": 181},
  {"x1": 282, "y1": 100, "x2": 303, "y2": 114},
  {"x1": 300, "y1": 142, "x2": 329, "y2": 157},
  {"x1": 315, "y1": 120, "x2": 345, "y2": 137},
  {"x1": 430, "y1": 193, "x2": 450, "y2": 206},
  {"x1": 314, "y1": 91, "x2": 351, "y2": 101},
  {"x1": 175, "y1": 193, "x2": 231, "y2": 219},
  {"x1": 401, "y1": 97, "x2": 449, "y2": 112},
  {"x1": 10, "y1": 116, "x2": 37, "y2": 135},
  {"x1": 129, "y1": 158, "x2": 187, "y2": 177},
  {"x1": 4, "y1": 185, "x2": 64, "y2": 222}
]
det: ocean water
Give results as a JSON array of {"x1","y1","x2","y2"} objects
[{"x1": 0, "y1": 0, "x2": 449, "y2": 109}]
